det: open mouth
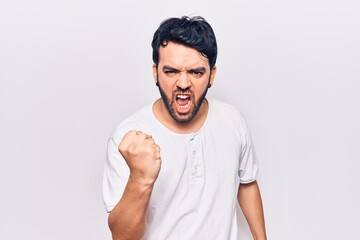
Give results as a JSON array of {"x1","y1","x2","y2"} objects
[{"x1": 175, "y1": 94, "x2": 191, "y2": 112}]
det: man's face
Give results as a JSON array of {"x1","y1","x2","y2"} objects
[{"x1": 153, "y1": 42, "x2": 216, "y2": 123}]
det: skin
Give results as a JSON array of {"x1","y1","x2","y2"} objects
[
  {"x1": 108, "y1": 41, "x2": 266, "y2": 240},
  {"x1": 238, "y1": 181, "x2": 267, "y2": 240},
  {"x1": 152, "y1": 42, "x2": 216, "y2": 134},
  {"x1": 108, "y1": 130, "x2": 161, "y2": 240}
]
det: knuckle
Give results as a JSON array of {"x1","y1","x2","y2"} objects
[
  {"x1": 128, "y1": 142, "x2": 137, "y2": 152},
  {"x1": 118, "y1": 142, "x2": 126, "y2": 152}
]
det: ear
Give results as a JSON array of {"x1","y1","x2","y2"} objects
[
  {"x1": 152, "y1": 63, "x2": 158, "y2": 85},
  {"x1": 209, "y1": 66, "x2": 217, "y2": 87}
]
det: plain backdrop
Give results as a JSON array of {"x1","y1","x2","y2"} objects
[{"x1": 1, "y1": 0, "x2": 359, "y2": 239}]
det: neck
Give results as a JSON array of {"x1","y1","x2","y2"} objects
[{"x1": 153, "y1": 98, "x2": 209, "y2": 134}]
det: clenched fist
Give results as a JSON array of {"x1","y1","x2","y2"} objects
[{"x1": 118, "y1": 130, "x2": 161, "y2": 186}]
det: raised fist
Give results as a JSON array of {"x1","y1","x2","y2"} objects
[{"x1": 118, "y1": 130, "x2": 161, "y2": 185}]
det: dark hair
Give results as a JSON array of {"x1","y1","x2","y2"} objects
[{"x1": 151, "y1": 16, "x2": 218, "y2": 69}]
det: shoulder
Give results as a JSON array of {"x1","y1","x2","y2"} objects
[
  {"x1": 209, "y1": 99, "x2": 247, "y2": 124},
  {"x1": 207, "y1": 99, "x2": 251, "y2": 138}
]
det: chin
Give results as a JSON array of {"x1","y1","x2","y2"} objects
[{"x1": 171, "y1": 111, "x2": 196, "y2": 123}]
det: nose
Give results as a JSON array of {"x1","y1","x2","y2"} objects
[{"x1": 176, "y1": 71, "x2": 191, "y2": 89}]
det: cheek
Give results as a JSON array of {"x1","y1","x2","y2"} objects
[
  {"x1": 157, "y1": 76, "x2": 172, "y2": 89},
  {"x1": 161, "y1": 82, "x2": 175, "y2": 94},
  {"x1": 193, "y1": 81, "x2": 209, "y2": 95}
]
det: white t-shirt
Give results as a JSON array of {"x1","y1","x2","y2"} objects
[{"x1": 103, "y1": 99, "x2": 259, "y2": 239}]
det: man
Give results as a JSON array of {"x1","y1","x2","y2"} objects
[{"x1": 103, "y1": 16, "x2": 267, "y2": 240}]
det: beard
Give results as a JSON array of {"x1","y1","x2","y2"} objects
[{"x1": 157, "y1": 77, "x2": 210, "y2": 124}]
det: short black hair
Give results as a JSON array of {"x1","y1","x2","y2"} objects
[{"x1": 151, "y1": 16, "x2": 218, "y2": 69}]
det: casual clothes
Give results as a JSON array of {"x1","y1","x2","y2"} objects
[{"x1": 103, "y1": 99, "x2": 259, "y2": 239}]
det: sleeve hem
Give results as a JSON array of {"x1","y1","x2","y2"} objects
[
  {"x1": 239, "y1": 178, "x2": 257, "y2": 184},
  {"x1": 105, "y1": 205, "x2": 115, "y2": 213}
]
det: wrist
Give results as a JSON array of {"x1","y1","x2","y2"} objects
[
  {"x1": 129, "y1": 174, "x2": 156, "y2": 189},
  {"x1": 253, "y1": 234, "x2": 267, "y2": 240}
]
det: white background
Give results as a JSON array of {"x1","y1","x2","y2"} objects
[{"x1": 1, "y1": 0, "x2": 359, "y2": 239}]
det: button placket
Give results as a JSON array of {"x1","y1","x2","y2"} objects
[{"x1": 188, "y1": 133, "x2": 202, "y2": 180}]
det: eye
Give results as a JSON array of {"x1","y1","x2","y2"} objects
[
  {"x1": 163, "y1": 69, "x2": 178, "y2": 77},
  {"x1": 190, "y1": 70, "x2": 205, "y2": 77}
]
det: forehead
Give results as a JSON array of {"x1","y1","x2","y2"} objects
[{"x1": 158, "y1": 42, "x2": 210, "y2": 69}]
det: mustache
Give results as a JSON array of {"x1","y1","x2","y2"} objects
[
  {"x1": 174, "y1": 88, "x2": 192, "y2": 94},
  {"x1": 173, "y1": 90, "x2": 194, "y2": 98}
]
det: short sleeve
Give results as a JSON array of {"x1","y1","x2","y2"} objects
[
  {"x1": 102, "y1": 136, "x2": 130, "y2": 212},
  {"x1": 238, "y1": 116, "x2": 259, "y2": 184}
]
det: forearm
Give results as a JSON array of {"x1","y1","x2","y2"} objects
[
  {"x1": 237, "y1": 181, "x2": 267, "y2": 240},
  {"x1": 108, "y1": 177, "x2": 154, "y2": 240}
]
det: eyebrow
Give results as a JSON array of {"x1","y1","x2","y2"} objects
[
  {"x1": 189, "y1": 67, "x2": 206, "y2": 72},
  {"x1": 162, "y1": 66, "x2": 206, "y2": 72},
  {"x1": 163, "y1": 66, "x2": 179, "y2": 72}
]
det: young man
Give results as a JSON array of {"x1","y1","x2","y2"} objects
[{"x1": 103, "y1": 16, "x2": 267, "y2": 240}]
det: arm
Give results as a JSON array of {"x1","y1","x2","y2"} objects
[
  {"x1": 108, "y1": 130, "x2": 161, "y2": 240},
  {"x1": 108, "y1": 178, "x2": 154, "y2": 240},
  {"x1": 237, "y1": 181, "x2": 267, "y2": 240}
]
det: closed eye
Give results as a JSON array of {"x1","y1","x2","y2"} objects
[
  {"x1": 189, "y1": 70, "x2": 205, "y2": 76},
  {"x1": 189, "y1": 69, "x2": 205, "y2": 78},
  {"x1": 163, "y1": 66, "x2": 179, "y2": 76}
]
